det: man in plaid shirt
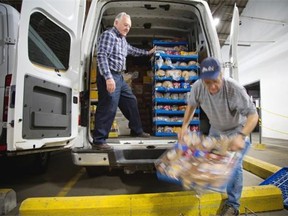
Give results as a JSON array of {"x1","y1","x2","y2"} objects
[{"x1": 92, "y1": 12, "x2": 156, "y2": 150}]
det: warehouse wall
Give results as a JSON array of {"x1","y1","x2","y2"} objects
[{"x1": 221, "y1": 0, "x2": 288, "y2": 140}]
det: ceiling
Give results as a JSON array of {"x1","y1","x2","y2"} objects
[
  {"x1": 206, "y1": 0, "x2": 249, "y2": 46},
  {"x1": 96, "y1": 0, "x2": 249, "y2": 48},
  {"x1": 2, "y1": 0, "x2": 249, "y2": 47}
]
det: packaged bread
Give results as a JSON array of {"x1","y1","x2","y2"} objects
[
  {"x1": 179, "y1": 62, "x2": 187, "y2": 67},
  {"x1": 156, "y1": 69, "x2": 165, "y2": 76},
  {"x1": 162, "y1": 81, "x2": 173, "y2": 88},
  {"x1": 155, "y1": 82, "x2": 162, "y2": 87},
  {"x1": 188, "y1": 60, "x2": 197, "y2": 66},
  {"x1": 181, "y1": 70, "x2": 190, "y2": 80},
  {"x1": 155, "y1": 132, "x2": 243, "y2": 194}
]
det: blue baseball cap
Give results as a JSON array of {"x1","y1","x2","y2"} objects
[{"x1": 200, "y1": 57, "x2": 221, "y2": 80}]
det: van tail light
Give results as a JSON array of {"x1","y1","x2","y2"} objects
[
  {"x1": 0, "y1": 75, "x2": 11, "y2": 151},
  {"x1": 78, "y1": 93, "x2": 82, "y2": 126},
  {"x1": 3, "y1": 74, "x2": 12, "y2": 122}
]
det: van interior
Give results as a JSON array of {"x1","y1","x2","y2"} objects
[{"x1": 89, "y1": 1, "x2": 210, "y2": 137}]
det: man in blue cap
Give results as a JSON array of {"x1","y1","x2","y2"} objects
[{"x1": 178, "y1": 57, "x2": 259, "y2": 216}]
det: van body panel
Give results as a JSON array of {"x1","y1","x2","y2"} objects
[
  {"x1": 0, "y1": 4, "x2": 19, "y2": 144},
  {"x1": 6, "y1": 0, "x2": 86, "y2": 151}
]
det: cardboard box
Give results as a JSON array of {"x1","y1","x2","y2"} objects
[
  {"x1": 143, "y1": 76, "x2": 152, "y2": 84},
  {"x1": 90, "y1": 90, "x2": 98, "y2": 100}
]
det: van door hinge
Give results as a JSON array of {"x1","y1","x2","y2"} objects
[
  {"x1": 9, "y1": 120, "x2": 14, "y2": 128},
  {"x1": 4, "y1": 37, "x2": 16, "y2": 45}
]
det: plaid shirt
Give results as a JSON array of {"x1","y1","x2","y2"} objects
[{"x1": 97, "y1": 27, "x2": 149, "y2": 80}]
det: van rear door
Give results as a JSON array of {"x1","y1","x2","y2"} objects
[
  {"x1": 228, "y1": 4, "x2": 240, "y2": 80},
  {"x1": 7, "y1": 0, "x2": 86, "y2": 151}
]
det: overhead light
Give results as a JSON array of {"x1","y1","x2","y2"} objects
[{"x1": 213, "y1": 18, "x2": 220, "y2": 27}]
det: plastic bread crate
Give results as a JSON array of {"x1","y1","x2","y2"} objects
[
  {"x1": 156, "y1": 172, "x2": 182, "y2": 186},
  {"x1": 259, "y1": 167, "x2": 288, "y2": 209}
]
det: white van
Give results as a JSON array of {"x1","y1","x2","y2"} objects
[{"x1": 0, "y1": 0, "x2": 238, "y2": 175}]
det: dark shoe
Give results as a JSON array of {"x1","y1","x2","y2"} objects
[
  {"x1": 220, "y1": 204, "x2": 239, "y2": 216},
  {"x1": 130, "y1": 131, "x2": 150, "y2": 138},
  {"x1": 91, "y1": 143, "x2": 113, "y2": 150}
]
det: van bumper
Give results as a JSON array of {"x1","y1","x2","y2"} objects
[{"x1": 71, "y1": 146, "x2": 168, "y2": 169}]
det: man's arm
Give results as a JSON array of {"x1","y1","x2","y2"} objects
[
  {"x1": 178, "y1": 105, "x2": 196, "y2": 143},
  {"x1": 97, "y1": 32, "x2": 115, "y2": 80},
  {"x1": 241, "y1": 112, "x2": 259, "y2": 137},
  {"x1": 97, "y1": 32, "x2": 117, "y2": 93},
  {"x1": 148, "y1": 46, "x2": 156, "y2": 55},
  {"x1": 230, "y1": 112, "x2": 259, "y2": 151},
  {"x1": 127, "y1": 43, "x2": 156, "y2": 56}
]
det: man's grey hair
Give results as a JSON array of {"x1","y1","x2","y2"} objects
[{"x1": 115, "y1": 12, "x2": 130, "y2": 21}]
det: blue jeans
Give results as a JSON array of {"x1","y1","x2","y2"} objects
[
  {"x1": 226, "y1": 140, "x2": 249, "y2": 209},
  {"x1": 92, "y1": 72, "x2": 143, "y2": 144},
  {"x1": 209, "y1": 128, "x2": 250, "y2": 210}
]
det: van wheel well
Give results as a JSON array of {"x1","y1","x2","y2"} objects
[
  {"x1": 85, "y1": 166, "x2": 109, "y2": 177},
  {"x1": 30, "y1": 152, "x2": 50, "y2": 174}
]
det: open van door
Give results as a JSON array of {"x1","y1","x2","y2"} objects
[
  {"x1": 7, "y1": 0, "x2": 86, "y2": 151},
  {"x1": 228, "y1": 4, "x2": 239, "y2": 81}
]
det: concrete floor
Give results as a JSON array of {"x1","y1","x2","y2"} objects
[
  {"x1": 2, "y1": 133, "x2": 287, "y2": 216},
  {"x1": 248, "y1": 133, "x2": 288, "y2": 167},
  {"x1": 242, "y1": 133, "x2": 288, "y2": 215}
]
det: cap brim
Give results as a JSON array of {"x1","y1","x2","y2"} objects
[{"x1": 200, "y1": 70, "x2": 220, "y2": 80}]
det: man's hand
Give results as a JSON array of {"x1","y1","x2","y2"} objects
[
  {"x1": 229, "y1": 134, "x2": 245, "y2": 151},
  {"x1": 148, "y1": 46, "x2": 157, "y2": 55},
  {"x1": 177, "y1": 128, "x2": 188, "y2": 145},
  {"x1": 106, "y1": 78, "x2": 116, "y2": 93}
]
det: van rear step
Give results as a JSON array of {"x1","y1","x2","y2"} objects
[{"x1": 71, "y1": 147, "x2": 167, "y2": 167}]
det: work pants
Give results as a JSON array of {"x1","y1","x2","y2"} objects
[{"x1": 93, "y1": 72, "x2": 143, "y2": 144}]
